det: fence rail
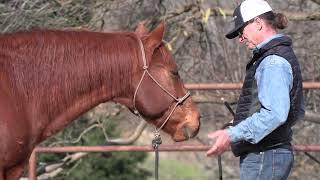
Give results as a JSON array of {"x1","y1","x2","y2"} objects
[
  {"x1": 185, "y1": 82, "x2": 320, "y2": 90},
  {"x1": 33, "y1": 144, "x2": 320, "y2": 153}
]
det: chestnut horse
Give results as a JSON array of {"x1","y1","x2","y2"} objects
[{"x1": 0, "y1": 21, "x2": 200, "y2": 179}]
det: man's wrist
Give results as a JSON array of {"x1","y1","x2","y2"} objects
[{"x1": 227, "y1": 127, "x2": 242, "y2": 143}]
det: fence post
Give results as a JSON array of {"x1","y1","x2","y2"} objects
[{"x1": 28, "y1": 150, "x2": 37, "y2": 180}]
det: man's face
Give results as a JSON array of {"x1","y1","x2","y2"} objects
[{"x1": 238, "y1": 18, "x2": 261, "y2": 49}]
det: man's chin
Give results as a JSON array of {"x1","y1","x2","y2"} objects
[{"x1": 247, "y1": 44, "x2": 255, "y2": 50}]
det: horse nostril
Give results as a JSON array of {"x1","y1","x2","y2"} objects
[
  {"x1": 182, "y1": 125, "x2": 198, "y2": 139},
  {"x1": 182, "y1": 126, "x2": 191, "y2": 139}
]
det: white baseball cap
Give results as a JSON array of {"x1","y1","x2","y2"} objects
[{"x1": 226, "y1": 0, "x2": 273, "y2": 39}]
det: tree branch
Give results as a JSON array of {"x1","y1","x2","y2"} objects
[
  {"x1": 310, "y1": 0, "x2": 320, "y2": 5},
  {"x1": 35, "y1": 120, "x2": 148, "y2": 179},
  {"x1": 105, "y1": 121, "x2": 148, "y2": 145},
  {"x1": 305, "y1": 111, "x2": 320, "y2": 124},
  {"x1": 210, "y1": 7, "x2": 320, "y2": 21}
]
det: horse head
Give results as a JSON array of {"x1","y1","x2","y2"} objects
[{"x1": 129, "y1": 21, "x2": 200, "y2": 141}]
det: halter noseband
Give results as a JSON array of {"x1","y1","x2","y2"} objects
[{"x1": 132, "y1": 37, "x2": 190, "y2": 132}]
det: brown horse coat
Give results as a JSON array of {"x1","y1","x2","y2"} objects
[{"x1": 0, "y1": 22, "x2": 200, "y2": 179}]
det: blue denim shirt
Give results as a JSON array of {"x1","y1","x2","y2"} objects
[{"x1": 228, "y1": 34, "x2": 293, "y2": 144}]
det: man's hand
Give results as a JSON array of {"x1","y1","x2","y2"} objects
[{"x1": 206, "y1": 129, "x2": 231, "y2": 156}]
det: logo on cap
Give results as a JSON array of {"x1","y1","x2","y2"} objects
[{"x1": 233, "y1": 16, "x2": 238, "y2": 20}]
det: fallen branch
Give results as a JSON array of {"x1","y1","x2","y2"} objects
[{"x1": 305, "y1": 111, "x2": 320, "y2": 124}]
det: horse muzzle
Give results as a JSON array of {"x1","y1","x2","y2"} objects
[{"x1": 173, "y1": 114, "x2": 200, "y2": 142}]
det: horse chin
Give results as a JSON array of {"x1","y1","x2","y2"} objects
[{"x1": 173, "y1": 133, "x2": 188, "y2": 142}]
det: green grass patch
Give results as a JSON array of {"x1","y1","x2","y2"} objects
[{"x1": 142, "y1": 155, "x2": 206, "y2": 180}]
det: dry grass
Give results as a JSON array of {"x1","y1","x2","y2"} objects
[{"x1": 0, "y1": 0, "x2": 93, "y2": 33}]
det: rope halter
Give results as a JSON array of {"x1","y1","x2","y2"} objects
[{"x1": 132, "y1": 37, "x2": 191, "y2": 133}]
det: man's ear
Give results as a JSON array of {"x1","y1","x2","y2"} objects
[{"x1": 254, "y1": 17, "x2": 263, "y2": 31}]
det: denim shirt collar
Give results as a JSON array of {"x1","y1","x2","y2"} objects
[{"x1": 254, "y1": 34, "x2": 284, "y2": 51}]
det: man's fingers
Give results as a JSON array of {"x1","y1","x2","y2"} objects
[
  {"x1": 206, "y1": 130, "x2": 231, "y2": 157},
  {"x1": 206, "y1": 145, "x2": 218, "y2": 156}
]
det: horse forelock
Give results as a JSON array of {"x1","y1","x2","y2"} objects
[{"x1": 1, "y1": 30, "x2": 140, "y2": 115}]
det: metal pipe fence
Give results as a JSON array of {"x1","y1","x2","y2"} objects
[
  {"x1": 29, "y1": 144, "x2": 320, "y2": 179},
  {"x1": 27, "y1": 82, "x2": 320, "y2": 180}
]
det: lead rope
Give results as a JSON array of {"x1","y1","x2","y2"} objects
[
  {"x1": 152, "y1": 131, "x2": 162, "y2": 180},
  {"x1": 217, "y1": 102, "x2": 235, "y2": 180}
]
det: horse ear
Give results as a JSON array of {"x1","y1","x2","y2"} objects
[
  {"x1": 135, "y1": 21, "x2": 147, "y2": 38},
  {"x1": 145, "y1": 20, "x2": 165, "y2": 50}
]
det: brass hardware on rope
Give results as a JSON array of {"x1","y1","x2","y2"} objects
[{"x1": 152, "y1": 131, "x2": 162, "y2": 180}]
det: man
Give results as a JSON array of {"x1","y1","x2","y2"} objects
[{"x1": 206, "y1": 0, "x2": 305, "y2": 179}]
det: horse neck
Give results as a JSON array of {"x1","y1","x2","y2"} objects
[
  {"x1": 47, "y1": 31, "x2": 140, "y2": 117},
  {"x1": 7, "y1": 31, "x2": 141, "y2": 126}
]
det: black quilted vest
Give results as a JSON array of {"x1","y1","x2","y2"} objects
[{"x1": 231, "y1": 36, "x2": 304, "y2": 157}]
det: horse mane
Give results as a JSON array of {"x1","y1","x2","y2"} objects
[{"x1": 0, "y1": 30, "x2": 141, "y2": 115}]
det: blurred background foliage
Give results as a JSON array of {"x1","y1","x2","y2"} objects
[{"x1": 36, "y1": 112, "x2": 151, "y2": 180}]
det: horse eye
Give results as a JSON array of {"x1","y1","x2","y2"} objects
[{"x1": 171, "y1": 71, "x2": 180, "y2": 78}]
